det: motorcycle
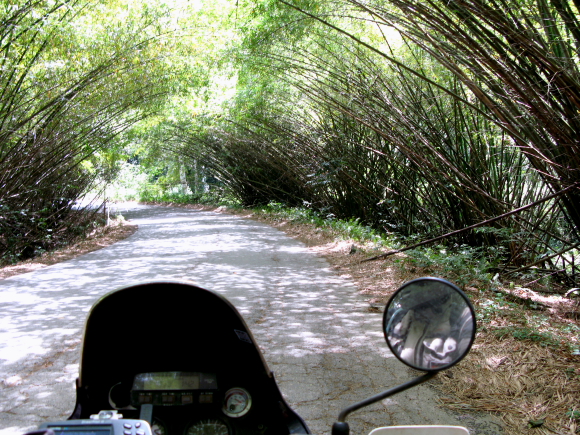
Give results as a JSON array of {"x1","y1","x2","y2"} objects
[{"x1": 32, "y1": 277, "x2": 476, "y2": 435}]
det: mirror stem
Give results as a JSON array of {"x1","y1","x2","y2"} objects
[{"x1": 338, "y1": 372, "x2": 437, "y2": 423}]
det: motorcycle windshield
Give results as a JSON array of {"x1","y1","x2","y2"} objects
[{"x1": 78, "y1": 281, "x2": 272, "y2": 409}]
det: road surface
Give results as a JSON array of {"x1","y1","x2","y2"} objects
[{"x1": 0, "y1": 204, "x2": 501, "y2": 435}]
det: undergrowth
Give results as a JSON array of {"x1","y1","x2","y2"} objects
[
  {"x1": 258, "y1": 202, "x2": 396, "y2": 246},
  {"x1": 138, "y1": 190, "x2": 240, "y2": 208},
  {"x1": 0, "y1": 205, "x2": 109, "y2": 266}
]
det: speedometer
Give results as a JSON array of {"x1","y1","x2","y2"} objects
[
  {"x1": 185, "y1": 419, "x2": 229, "y2": 435},
  {"x1": 222, "y1": 388, "x2": 251, "y2": 418}
]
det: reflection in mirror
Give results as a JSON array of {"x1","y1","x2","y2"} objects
[{"x1": 384, "y1": 278, "x2": 476, "y2": 371}]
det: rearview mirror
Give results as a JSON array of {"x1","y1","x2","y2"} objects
[{"x1": 383, "y1": 277, "x2": 476, "y2": 371}]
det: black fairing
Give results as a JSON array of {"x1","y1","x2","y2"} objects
[{"x1": 70, "y1": 281, "x2": 310, "y2": 434}]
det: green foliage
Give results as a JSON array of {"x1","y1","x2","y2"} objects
[
  {"x1": 491, "y1": 326, "x2": 561, "y2": 348},
  {"x1": 182, "y1": 0, "x2": 578, "y2": 285},
  {"x1": 0, "y1": 201, "x2": 105, "y2": 265},
  {"x1": 398, "y1": 245, "x2": 495, "y2": 288},
  {"x1": 259, "y1": 202, "x2": 395, "y2": 245},
  {"x1": 0, "y1": 0, "x2": 201, "y2": 262},
  {"x1": 566, "y1": 410, "x2": 580, "y2": 422},
  {"x1": 137, "y1": 189, "x2": 240, "y2": 207},
  {"x1": 2, "y1": 0, "x2": 579, "y2": 287}
]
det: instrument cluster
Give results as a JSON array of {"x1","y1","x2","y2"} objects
[{"x1": 108, "y1": 372, "x2": 256, "y2": 435}]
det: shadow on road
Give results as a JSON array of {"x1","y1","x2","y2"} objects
[{"x1": 0, "y1": 204, "x2": 500, "y2": 435}]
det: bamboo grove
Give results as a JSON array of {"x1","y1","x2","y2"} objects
[
  {"x1": 177, "y1": 0, "x2": 580, "y2": 285},
  {"x1": 0, "y1": 0, "x2": 188, "y2": 262},
  {"x1": 1, "y1": 0, "x2": 579, "y2": 286}
]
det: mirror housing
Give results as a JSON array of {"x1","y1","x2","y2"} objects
[
  {"x1": 332, "y1": 278, "x2": 476, "y2": 435},
  {"x1": 383, "y1": 277, "x2": 476, "y2": 372}
]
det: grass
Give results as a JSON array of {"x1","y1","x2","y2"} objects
[{"x1": 258, "y1": 202, "x2": 396, "y2": 246}]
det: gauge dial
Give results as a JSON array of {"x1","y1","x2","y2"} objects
[
  {"x1": 222, "y1": 387, "x2": 252, "y2": 418},
  {"x1": 185, "y1": 419, "x2": 229, "y2": 435},
  {"x1": 151, "y1": 419, "x2": 167, "y2": 435},
  {"x1": 108, "y1": 381, "x2": 132, "y2": 409}
]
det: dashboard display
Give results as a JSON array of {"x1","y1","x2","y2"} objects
[
  {"x1": 133, "y1": 372, "x2": 217, "y2": 391},
  {"x1": 47, "y1": 425, "x2": 112, "y2": 435}
]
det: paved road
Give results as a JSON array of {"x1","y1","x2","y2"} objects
[{"x1": 0, "y1": 204, "x2": 501, "y2": 435}]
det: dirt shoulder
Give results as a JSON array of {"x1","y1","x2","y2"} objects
[{"x1": 0, "y1": 222, "x2": 137, "y2": 280}]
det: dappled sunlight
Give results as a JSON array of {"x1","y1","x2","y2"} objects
[
  {"x1": 0, "y1": 204, "x2": 405, "y2": 435},
  {"x1": 0, "y1": 333, "x2": 46, "y2": 364}
]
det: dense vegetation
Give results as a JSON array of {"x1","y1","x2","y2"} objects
[
  {"x1": 0, "y1": 0, "x2": 223, "y2": 261},
  {"x1": 1, "y1": 0, "x2": 579, "y2": 288}
]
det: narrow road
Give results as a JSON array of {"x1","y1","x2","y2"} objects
[{"x1": 0, "y1": 204, "x2": 500, "y2": 435}]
